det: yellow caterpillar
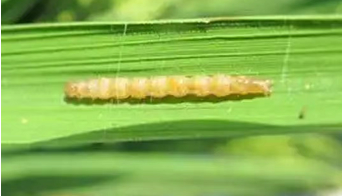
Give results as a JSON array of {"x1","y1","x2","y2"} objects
[{"x1": 64, "y1": 75, "x2": 272, "y2": 100}]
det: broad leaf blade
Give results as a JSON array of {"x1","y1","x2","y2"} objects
[{"x1": 2, "y1": 16, "x2": 342, "y2": 144}]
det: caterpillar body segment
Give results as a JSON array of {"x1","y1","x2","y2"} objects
[{"x1": 64, "y1": 75, "x2": 272, "y2": 100}]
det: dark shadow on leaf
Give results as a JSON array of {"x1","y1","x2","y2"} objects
[
  {"x1": 2, "y1": 120, "x2": 340, "y2": 158},
  {"x1": 39, "y1": 119, "x2": 342, "y2": 144},
  {"x1": 1, "y1": 174, "x2": 121, "y2": 196},
  {"x1": 64, "y1": 93, "x2": 268, "y2": 105},
  {"x1": 1, "y1": 137, "x2": 230, "y2": 158}
]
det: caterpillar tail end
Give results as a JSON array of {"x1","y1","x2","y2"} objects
[{"x1": 264, "y1": 79, "x2": 273, "y2": 96}]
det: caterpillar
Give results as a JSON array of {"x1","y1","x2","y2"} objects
[{"x1": 64, "y1": 75, "x2": 272, "y2": 100}]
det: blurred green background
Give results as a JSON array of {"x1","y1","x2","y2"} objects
[
  {"x1": 2, "y1": 0, "x2": 342, "y2": 196},
  {"x1": 2, "y1": 0, "x2": 342, "y2": 24}
]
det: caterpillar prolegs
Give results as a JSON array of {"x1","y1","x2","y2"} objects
[{"x1": 64, "y1": 75, "x2": 272, "y2": 100}]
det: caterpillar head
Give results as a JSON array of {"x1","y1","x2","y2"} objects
[{"x1": 64, "y1": 82, "x2": 79, "y2": 98}]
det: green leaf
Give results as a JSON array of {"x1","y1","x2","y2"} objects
[{"x1": 2, "y1": 16, "x2": 342, "y2": 144}]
